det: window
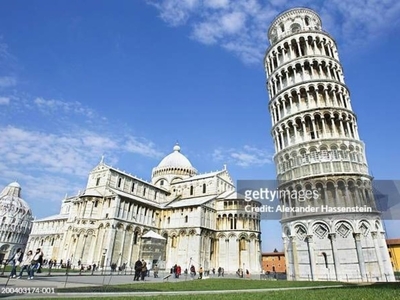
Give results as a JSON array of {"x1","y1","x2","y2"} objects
[
  {"x1": 160, "y1": 180, "x2": 164, "y2": 186},
  {"x1": 105, "y1": 213, "x2": 109, "y2": 218},
  {"x1": 131, "y1": 182, "x2": 135, "y2": 193},
  {"x1": 167, "y1": 217, "x2": 170, "y2": 224},
  {"x1": 117, "y1": 177, "x2": 122, "y2": 188},
  {"x1": 190, "y1": 186, "x2": 194, "y2": 195},
  {"x1": 96, "y1": 177, "x2": 100, "y2": 186},
  {"x1": 239, "y1": 237, "x2": 246, "y2": 251},
  {"x1": 172, "y1": 236, "x2": 177, "y2": 248},
  {"x1": 203, "y1": 183, "x2": 206, "y2": 194},
  {"x1": 143, "y1": 188, "x2": 146, "y2": 197},
  {"x1": 134, "y1": 232, "x2": 138, "y2": 244},
  {"x1": 154, "y1": 191, "x2": 158, "y2": 200},
  {"x1": 185, "y1": 215, "x2": 188, "y2": 223},
  {"x1": 94, "y1": 201, "x2": 98, "y2": 208}
]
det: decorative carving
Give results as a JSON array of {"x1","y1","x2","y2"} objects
[
  {"x1": 295, "y1": 225, "x2": 307, "y2": 241},
  {"x1": 313, "y1": 223, "x2": 329, "y2": 239},
  {"x1": 336, "y1": 222, "x2": 351, "y2": 238},
  {"x1": 359, "y1": 222, "x2": 369, "y2": 236}
]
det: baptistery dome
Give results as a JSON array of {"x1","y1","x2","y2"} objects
[{"x1": 0, "y1": 182, "x2": 33, "y2": 262}]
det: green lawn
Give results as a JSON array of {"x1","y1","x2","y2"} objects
[
  {"x1": 34, "y1": 283, "x2": 400, "y2": 300},
  {"x1": 59, "y1": 278, "x2": 346, "y2": 293}
]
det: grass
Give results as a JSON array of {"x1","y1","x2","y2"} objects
[
  {"x1": 58, "y1": 278, "x2": 346, "y2": 293},
  {"x1": 33, "y1": 282, "x2": 400, "y2": 300}
]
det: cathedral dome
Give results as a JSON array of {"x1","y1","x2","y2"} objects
[
  {"x1": 157, "y1": 144, "x2": 193, "y2": 169},
  {"x1": 151, "y1": 144, "x2": 197, "y2": 185}
]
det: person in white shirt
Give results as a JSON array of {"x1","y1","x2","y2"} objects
[
  {"x1": 28, "y1": 248, "x2": 43, "y2": 280},
  {"x1": 17, "y1": 250, "x2": 33, "y2": 279},
  {"x1": 8, "y1": 248, "x2": 23, "y2": 278}
]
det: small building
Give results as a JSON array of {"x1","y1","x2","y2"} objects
[
  {"x1": 387, "y1": 238, "x2": 400, "y2": 272},
  {"x1": 262, "y1": 249, "x2": 286, "y2": 273}
]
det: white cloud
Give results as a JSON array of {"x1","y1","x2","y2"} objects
[
  {"x1": 124, "y1": 137, "x2": 164, "y2": 158},
  {"x1": 213, "y1": 145, "x2": 272, "y2": 167},
  {"x1": 34, "y1": 97, "x2": 95, "y2": 118},
  {"x1": 146, "y1": 0, "x2": 200, "y2": 26},
  {"x1": 0, "y1": 96, "x2": 9, "y2": 105},
  {"x1": 146, "y1": 0, "x2": 400, "y2": 64},
  {"x1": 0, "y1": 126, "x2": 163, "y2": 178},
  {"x1": 204, "y1": 0, "x2": 229, "y2": 9},
  {"x1": 0, "y1": 76, "x2": 16, "y2": 88}
]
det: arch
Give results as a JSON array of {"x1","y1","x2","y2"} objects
[
  {"x1": 334, "y1": 220, "x2": 354, "y2": 238},
  {"x1": 293, "y1": 223, "x2": 307, "y2": 241},
  {"x1": 311, "y1": 221, "x2": 330, "y2": 239}
]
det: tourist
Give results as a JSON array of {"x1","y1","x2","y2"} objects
[
  {"x1": 133, "y1": 259, "x2": 142, "y2": 281},
  {"x1": 190, "y1": 265, "x2": 196, "y2": 279},
  {"x1": 153, "y1": 264, "x2": 159, "y2": 278},
  {"x1": 28, "y1": 248, "x2": 43, "y2": 280},
  {"x1": 198, "y1": 266, "x2": 203, "y2": 279},
  {"x1": 141, "y1": 260, "x2": 147, "y2": 281},
  {"x1": 8, "y1": 248, "x2": 23, "y2": 278},
  {"x1": 17, "y1": 250, "x2": 33, "y2": 279}
]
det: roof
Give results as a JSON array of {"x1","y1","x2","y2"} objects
[
  {"x1": 156, "y1": 144, "x2": 195, "y2": 170},
  {"x1": 82, "y1": 189, "x2": 103, "y2": 197},
  {"x1": 165, "y1": 195, "x2": 216, "y2": 208},
  {"x1": 108, "y1": 188, "x2": 162, "y2": 208},
  {"x1": 262, "y1": 252, "x2": 285, "y2": 256},
  {"x1": 176, "y1": 170, "x2": 224, "y2": 183},
  {"x1": 34, "y1": 214, "x2": 68, "y2": 222},
  {"x1": 386, "y1": 238, "x2": 400, "y2": 246},
  {"x1": 142, "y1": 230, "x2": 166, "y2": 240}
]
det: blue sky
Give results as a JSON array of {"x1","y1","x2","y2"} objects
[{"x1": 0, "y1": 0, "x2": 400, "y2": 252}]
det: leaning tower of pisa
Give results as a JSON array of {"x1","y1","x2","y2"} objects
[{"x1": 264, "y1": 8, "x2": 395, "y2": 282}]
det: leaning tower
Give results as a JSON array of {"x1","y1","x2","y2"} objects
[{"x1": 264, "y1": 8, "x2": 395, "y2": 282}]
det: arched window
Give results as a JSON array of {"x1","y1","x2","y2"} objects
[
  {"x1": 239, "y1": 237, "x2": 246, "y2": 251},
  {"x1": 190, "y1": 186, "x2": 194, "y2": 196},
  {"x1": 172, "y1": 236, "x2": 177, "y2": 248},
  {"x1": 117, "y1": 178, "x2": 122, "y2": 188},
  {"x1": 203, "y1": 184, "x2": 206, "y2": 194}
]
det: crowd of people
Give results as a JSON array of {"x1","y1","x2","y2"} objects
[
  {"x1": 4, "y1": 249, "x2": 229, "y2": 282},
  {"x1": 6, "y1": 248, "x2": 44, "y2": 280}
]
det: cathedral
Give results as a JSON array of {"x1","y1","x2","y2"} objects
[{"x1": 26, "y1": 144, "x2": 262, "y2": 273}]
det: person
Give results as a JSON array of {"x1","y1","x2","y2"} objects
[
  {"x1": 176, "y1": 265, "x2": 181, "y2": 279},
  {"x1": 134, "y1": 259, "x2": 142, "y2": 281},
  {"x1": 190, "y1": 265, "x2": 196, "y2": 279},
  {"x1": 8, "y1": 248, "x2": 23, "y2": 278},
  {"x1": 28, "y1": 248, "x2": 43, "y2": 280},
  {"x1": 141, "y1": 260, "x2": 147, "y2": 281},
  {"x1": 198, "y1": 266, "x2": 203, "y2": 279},
  {"x1": 153, "y1": 264, "x2": 159, "y2": 278},
  {"x1": 218, "y1": 267, "x2": 222, "y2": 277},
  {"x1": 17, "y1": 250, "x2": 33, "y2": 279}
]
